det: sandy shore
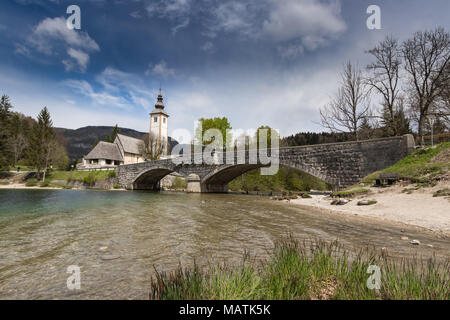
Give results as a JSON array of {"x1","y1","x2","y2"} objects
[{"x1": 287, "y1": 182, "x2": 450, "y2": 235}]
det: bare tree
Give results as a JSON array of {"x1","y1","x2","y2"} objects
[
  {"x1": 139, "y1": 133, "x2": 166, "y2": 160},
  {"x1": 366, "y1": 36, "x2": 403, "y2": 136},
  {"x1": 402, "y1": 27, "x2": 450, "y2": 144},
  {"x1": 320, "y1": 61, "x2": 371, "y2": 140},
  {"x1": 434, "y1": 63, "x2": 450, "y2": 129}
]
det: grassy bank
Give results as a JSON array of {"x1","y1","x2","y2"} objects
[
  {"x1": 229, "y1": 166, "x2": 331, "y2": 193},
  {"x1": 150, "y1": 238, "x2": 448, "y2": 300},
  {"x1": 17, "y1": 170, "x2": 115, "y2": 188},
  {"x1": 362, "y1": 142, "x2": 450, "y2": 185}
]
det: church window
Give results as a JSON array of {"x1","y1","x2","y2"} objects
[
  {"x1": 163, "y1": 118, "x2": 166, "y2": 124},
  {"x1": 154, "y1": 117, "x2": 158, "y2": 123}
]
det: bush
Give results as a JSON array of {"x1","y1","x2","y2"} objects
[
  {"x1": 40, "y1": 180, "x2": 50, "y2": 188},
  {"x1": 25, "y1": 179, "x2": 37, "y2": 187},
  {"x1": 108, "y1": 170, "x2": 116, "y2": 178},
  {"x1": 301, "y1": 193, "x2": 312, "y2": 198},
  {"x1": 83, "y1": 173, "x2": 97, "y2": 186},
  {"x1": 113, "y1": 184, "x2": 121, "y2": 189},
  {"x1": 172, "y1": 176, "x2": 187, "y2": 190}
]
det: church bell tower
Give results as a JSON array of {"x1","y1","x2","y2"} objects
[{"x1": 149, "y1": 89, "x2": 169, "y2": 156}]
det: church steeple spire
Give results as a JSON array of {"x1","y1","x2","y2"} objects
[{"x1": 155, "y1": 88, "x2": 165, "y2": 109}]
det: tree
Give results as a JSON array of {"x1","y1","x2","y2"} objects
[
  {"x1": 26, "y1": 107, "x2": 56, "y2": 181},
  {"x1": 254, "y1": 125, "x2": 280, "y2": 149},
  {"x1": 105, "y1": 124, "x2": 120, "y2": 143},
  {"x1": 320, "y1": 62, "x2": 371, "y2": 140},
  {"x1": 195, "y1": 117, "x2": 232, "y2": 148},
  {"x1": 139, "y1": 133, "x2": 166, "y2": 160},
  {"x1": 402, "y1": 27, "x2": 450, "y2": 144},
  {"x1": 435, "y1": 63, "x2": 450, "y2": 129},
  {"x1": 366, "y1": 36, "x2": 403, "y2": 136},
  {"x1": 0, "y1": 95, "x2": 13, "y2": 168},
  {"x1": 9, "y1": 113, "x2": 29, "y2": 167}
]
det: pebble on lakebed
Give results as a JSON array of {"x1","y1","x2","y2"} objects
[{"x1": 410, "y1": 240, "x2": 421, "y2": 245}]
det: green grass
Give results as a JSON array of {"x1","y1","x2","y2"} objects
[
  {"x1": 333, "y1": 188, "x2": 370, "y2": 197},
  {"x1": 150, "y1": 238, "x2": 449, "y2": 300},
  {"x1": 433, "y1": 188, "x2": 450, "y2": 197},
  {"x1": 47, "y1": 170, "x2": 113, "y2": 182},
  {"x1": 362, "y1": 142, "x2": 450, "y2": 185},
  {"x1": 25, "y1": 178, "x2": 37, "y2": 187},
  {"x1": 229, "y1": 166, "x2": 331, "y2": 193},
  {"x1": 39, "y1": 180, "x2": 50, "y2": 187}
]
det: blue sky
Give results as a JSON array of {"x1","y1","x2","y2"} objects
[{"x1": 0, "y1": 0, "x2": 449, "y2": 138}]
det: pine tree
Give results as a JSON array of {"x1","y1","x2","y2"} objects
[
  {"x1": 0, "y1": 95, "x2": 13, "y2": 168},
  {"x1": 26, "y1": 107, "x2": 55, "y2": 181}
]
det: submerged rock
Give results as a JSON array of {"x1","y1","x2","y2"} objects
[
  {"x1": 101, "y1": 254, "x2": 121, "y2": 260},
  {"x1": 410, "y1": 240, "x2": 421, "y2": 246},
  {"x1": 401, "y1": 236, "x2": 409, "y2": 241}
]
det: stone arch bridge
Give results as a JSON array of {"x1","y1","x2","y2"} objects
[{"x1": 116, "y1": 135, "x2": 415, "y2": 192}]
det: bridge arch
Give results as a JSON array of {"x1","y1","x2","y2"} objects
[
  {"x1": 199, "y1": 163, "x2": 332, "y2": 193},
  {"x1": 200, "y1": 164, "x2": 266, "y2": 193},
  {"x1": 132, "y1": 167, "x2": 175, "y2": 190}
]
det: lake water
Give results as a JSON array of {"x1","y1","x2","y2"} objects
[{"x1": 0, "y1": 189, "x2": 448, "y2": 299}]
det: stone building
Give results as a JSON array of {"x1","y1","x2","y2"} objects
[{"x1": 77, "y1": 90, "x2": 170, "y2": 171}]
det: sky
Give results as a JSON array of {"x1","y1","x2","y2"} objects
[{"x1": 0, "y1": 0, "x2": 449, "y2": 140}]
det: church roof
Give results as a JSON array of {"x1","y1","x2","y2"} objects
[
  {"x1": 84, "y1": 141, "x2": 123, "y2": 161},
  {"x1": 115, "y1": 134, "x2": 144, "y2": 155}
]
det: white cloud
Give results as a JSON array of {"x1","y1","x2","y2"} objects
[
  {"x1": 63, "y1": 48, "x2": 90, "y2": 72},
  {"x1": 201, "y1": 41, "x2": 215, "y2": 53},
  {"x1": 130, "y1": 11, "x2": 142, "y2": 19},
  {"x1": 29, "y1": 17, "x2": 99, "y2": 53},
  {"x1": 212, "y1": 2, "x2": 254, "y2": 35},
  {"x1": 146, "y1": 0, "x2": 192, "y2": 33},
  {"x1": 262, "y1": 0, "x2": 346, "y2": 50},
  {"x1": 146, "y1": 60, "x2": 176, "y2": 78},
  {"x1": 64, "y1": 79, "x2": 131, "y2": 110},
  {"x1": 25, "y1": 17, "x2": 99, "y2": 71},
  {"x1": 277, "y1": 42, "x2": 305, "y2": 59}
]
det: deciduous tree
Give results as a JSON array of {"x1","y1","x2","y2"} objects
[
  {"x1": 320, "y1": 62, "x2": 371, "y2": 140},
  {"x1": 402, "y1": 27, "x2": 450, "y2": 144}
]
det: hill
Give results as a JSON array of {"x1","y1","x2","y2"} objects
[{"x1": 55, "y1": 126, "x2": 178, "y2": 161}]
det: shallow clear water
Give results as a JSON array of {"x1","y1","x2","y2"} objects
[{"x1": 0, "y1": 189, "x2": 448, "y2": 299}]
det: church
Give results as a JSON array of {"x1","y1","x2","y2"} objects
[{"x1": 77, "y1": 90, "x2": 169, "y2": 170}]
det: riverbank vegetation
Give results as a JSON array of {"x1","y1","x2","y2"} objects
[
  {"x1": 229, "y1": 166, "x2": 331, "y2": 193},
  {"x1": 150, "y1": 238, "x2": 449, "y2": 300},
  {"x1": 362, "y1": 142, "x2": 450, "y2": 186}
]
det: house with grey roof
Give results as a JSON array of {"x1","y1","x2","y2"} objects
[{"x1": 77, "y1": 134, "x2": 145, "y2": 170}]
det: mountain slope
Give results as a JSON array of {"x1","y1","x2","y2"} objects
[{"x1": 55, "y1": 126, "x2": 178, "y2": 161}]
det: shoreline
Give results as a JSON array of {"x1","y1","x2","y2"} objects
[{"x1": 281, "y1": 182, "x2": 450, "y2": 236}]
